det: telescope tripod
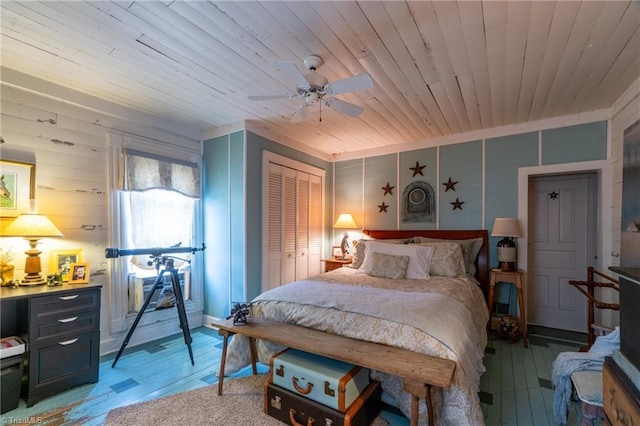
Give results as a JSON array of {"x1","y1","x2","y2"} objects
[{"x1": 112, "y1": 257, "x2": 194, "y2": 367}]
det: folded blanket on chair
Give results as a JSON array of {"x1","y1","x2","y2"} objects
[{"x1": 551, "y1": 327, "x2": 620, "y2": 425}]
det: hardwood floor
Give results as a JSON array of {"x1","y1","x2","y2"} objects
[{"x1": 2, "y1": 326, "x2": 588, "y2": 425}]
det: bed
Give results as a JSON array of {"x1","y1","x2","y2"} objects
[{"x1": 223, "y1": 229, "x2": 490, "y2": 425}]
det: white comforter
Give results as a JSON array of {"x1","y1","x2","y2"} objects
[{"x1": 223, "y1": 267, "x2": 489, "y2": 425}]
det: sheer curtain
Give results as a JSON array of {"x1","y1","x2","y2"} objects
[{"x1": 116, "y1": 148, "x2": 201, "y2": 313}]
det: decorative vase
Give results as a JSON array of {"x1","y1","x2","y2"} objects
[{"x1": 1, "y1": 265, "x2": 15, "y2": 284}]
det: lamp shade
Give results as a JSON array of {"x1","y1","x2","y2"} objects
[
  {"x1": 333, "y1": 213, "x2": 358, "y2": 229},
  {"x1": 491, "y1": 218, "x2": 521, "y2": 238},
  {"x1": 4, "y1": 214, "x2": 64, "y2": 238}
]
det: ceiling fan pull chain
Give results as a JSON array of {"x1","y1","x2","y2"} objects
[{"x1": 319, "y1": 100, "x2": 322, "y2": 122}]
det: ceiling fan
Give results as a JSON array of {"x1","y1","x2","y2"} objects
[{"x1": 248, "y1": 55, "x2": 374, "y2": 122}]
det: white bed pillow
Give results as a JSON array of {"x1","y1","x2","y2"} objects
[
  {"x1": 416, "y1": 242, "x2": 466, "y2": 277},
  {"x1": 368, "y1": 252, "x2": 410, "y2": 279},
  {"x1": 359, "y1": 241, "x2": 433, "y2": 279},
  {"x1": 351, "y1": 237, "x2": 414, "y2": 269},
  {"x1": 414, "y1": 236, "x2": 483, "y2": 276}
]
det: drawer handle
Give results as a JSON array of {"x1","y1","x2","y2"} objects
[
  {"x1": 58, "y1": 338, "x2": 78, "y2": 345},
  {"x1": 58, "y1": 316, "x2": 78, "y2": 323},
  {"x1": 59, "y1": 295, "x2": 79, "y2": 301},
  {"x1": 292, "y1": 377, "x2": 313, "y2": 395}
]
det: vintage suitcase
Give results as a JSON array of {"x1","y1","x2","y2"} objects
[
  {"x1": 269, "y1": 348, "x2": 370, "y2": 412},
  {"x1": 265, "y1": 380, "x2": 381, "y2": 426}
]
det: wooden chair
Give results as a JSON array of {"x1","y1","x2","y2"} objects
[{"x1": 568, "y1": 266, "x2": 620, "y2": 352}]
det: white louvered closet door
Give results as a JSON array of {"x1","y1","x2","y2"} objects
[
  {"x1": 296, "y1": 171, "x2": 309, "y2": 281},
  {"x1": 282, "y1": 167, "x2": 297, "y2": 285},
  {"x1": 264, "y1": 159, "x2": 323, "y2": 291},
  {"x1": 307, "y1": 174, "x2": 322, "y2": 277},
  {"x1": 266, "y1": 163, "x2": 283, "y2": 290}
]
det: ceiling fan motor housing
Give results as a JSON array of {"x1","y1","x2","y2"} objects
[{"x1": 303, "y1": 55, "x2": 323, "y2": 71}]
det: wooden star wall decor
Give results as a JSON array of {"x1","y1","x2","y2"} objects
[
  {"x1": 382, "y1": 182, "x2": 394, "y2": 195},
  {"x1": 378, "y1": 202, "x2": 389, "y2": 213},
  {"x1": 442, "y1": 177, "x2": 458, "y2": 192},
  {"x1": 409, "y1": 161, "x2": 426, "y2": 177},
  {"x1": 549, "y1": 191, "x2": 559, "y2": 199},
  {"x1": 451, "y1": 198, "x2": 464, "y2": 210}
]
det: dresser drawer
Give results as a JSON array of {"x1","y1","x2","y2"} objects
[
  {"x1": 603, "y1": 357, "x2": 640, "y2": 425},
  {"x1": 29, "y1": 309, "x2": 100, "y2": 345},
  {"x1": 30, "y1": 289, "x2": 100, "y2": 319},
  {"x1": 26, "y1": 330, "x2": 100, "y2": 407}
]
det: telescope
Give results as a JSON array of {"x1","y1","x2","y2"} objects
[{"x1": 105, "y1": 243, "x2": 206, "y2": 259}]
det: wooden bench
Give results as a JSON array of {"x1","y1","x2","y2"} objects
[{"x1": 211, "y1": 317, "x2": 456, "y2": 426}]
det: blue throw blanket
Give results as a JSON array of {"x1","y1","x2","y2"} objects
[{"x1": 551, "y1": 327, "x2": 620, "y2": 425}]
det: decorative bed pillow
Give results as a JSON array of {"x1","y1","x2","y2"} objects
[
  {"x1": 351, "y1": 238, "x2": 414, "y2": 269},
  {"x1": 414, "y1": 236, "x2": 483, "y2": 276},
  {"x1": 360, "y1": 241, "x2": 432, "y2": 279},
  {"x1": 368, "y1": 252, "x2": 410, "y2": 279},
  {"x1": 416, "y1": 242, "x2": 466, "y2": 277}
]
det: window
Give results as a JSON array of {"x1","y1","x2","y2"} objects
[
  {"x1": 108, "y1": 138, "x2": 203, "y2": 326},
  {"x1": 121, "y1": 189, "x2": 197, "y2": 314}
]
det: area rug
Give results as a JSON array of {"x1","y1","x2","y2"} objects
[{"x1": 105, "y1": 374, "x2": 388, "y2": 425}]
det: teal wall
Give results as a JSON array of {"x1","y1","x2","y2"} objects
[
  {"x1": 541, "y1": 122, "x2": 607, "y2": 165},
  {"x1": 439, "y1": 140, "x2": 483, "y2": 229},
  {"x1": 203, "y1": 121, "x2": 606, "y2": 318},
  {"x1": 334, "y1": 120, "x2": 607, "y2": 264},
  {"x1": 202, "y1": 134, "x2": 234, "y2": 318},
  {"x1": 203, "y1": 130, "x2": 332, "y2": 319}
]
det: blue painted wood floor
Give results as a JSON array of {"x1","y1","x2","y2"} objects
[{"x1": 1, "y1": 327, "x2": 590, "y2": 425}]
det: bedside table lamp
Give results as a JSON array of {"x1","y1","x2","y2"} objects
[
  {"x1": 4, "y1": 213, "x2": 64, "y2": 286},
  {"x1": 333, "y1": 213, "x2": 358, "y2": 260},
  {"x1": 491, "y1": 218, "x2": 520, "y2": 272}
]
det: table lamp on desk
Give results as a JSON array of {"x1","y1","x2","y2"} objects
[{"x1": 491, "y1": 218, "x2": 521, "y2": 272}]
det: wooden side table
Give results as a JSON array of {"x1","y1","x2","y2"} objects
[
  {"x1": 322, "y1": 258, "x2": 352, "y2": 272},
  {"x1": 487, "y1": 269, "x2": 528, "y2": 348}
]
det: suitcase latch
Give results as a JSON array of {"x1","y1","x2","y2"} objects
[
  {"x1": 270, "y1": 395, "x2": 281, "y2": 410},
  {"x1": 276, "y1": 364, "x2": 284, "y2": 377},
  {"x1": 324, "y1": 381, "x2": 335, "y2": 397}
]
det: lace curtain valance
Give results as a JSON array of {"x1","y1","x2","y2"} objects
[{"x1": 118, "y1": 148, "x2": 201, "y2": 198}]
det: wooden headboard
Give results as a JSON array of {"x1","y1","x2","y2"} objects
[{"x1": 362, "y1": 229, "x2": 490, "y2": 294}]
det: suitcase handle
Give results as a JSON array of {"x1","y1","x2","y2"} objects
[
  {"x1": 289, "y1": 408, "x2": 314, "y2": 426},
  {"x1": 292, "y1": 377, "x2": 314, "y2": 395}
]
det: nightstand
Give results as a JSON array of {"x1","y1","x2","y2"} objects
[
  {"x1": 487, "y1": 269, "x2": 528, "y2": 348},
  {"x1": 322, "y1": 258, "x2": 352, "y2": 272}
]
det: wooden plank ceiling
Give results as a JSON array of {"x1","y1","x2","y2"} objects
[{"x1": 1, "y1": 1, "x2": 639, "y2": 158}]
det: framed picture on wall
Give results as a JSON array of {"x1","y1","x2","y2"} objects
[
  {"x1": 0, "y1": 160, "x2": 36, "y2": 217},
  {"x1": 50, "y1": 249, "x2": 85, "y2": 281},
  {"x1": 68, "y1": 263, "x2": 90, "y2": 284}
]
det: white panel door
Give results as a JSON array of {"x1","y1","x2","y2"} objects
[{"x1": 528, "y1": 174, "x2": 593, "y2": 331}]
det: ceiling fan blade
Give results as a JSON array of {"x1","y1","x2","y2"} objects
[
  {"x1": 324, "y1": 73, "x2": 374, "y2": 95},
  {"x1": 276, "y1": 61, "x2": 311, "y2": 90},
  {"x1": 291, "y1": 104, "x2": 310, "y2": 122},
  {"x1": 248, "y1": 94, "x2": 294, "y2": 101},
  {"x1": 324, "y1": 98, "x2": 364, "y2": 118}
]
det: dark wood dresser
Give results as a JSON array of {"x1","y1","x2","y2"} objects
[
  {"x1": 1, "y1": 284, "x2": 101, "y2": 407},
  {"x1": 606, "y1": 267, "x2": 640, "y2": 425}
]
